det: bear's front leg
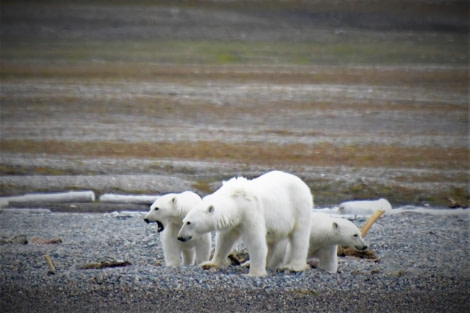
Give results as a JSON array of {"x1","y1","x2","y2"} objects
[
  {"x1": 161, "y1": 232, "x2": 182, "y2": 266},
  {"x1": 194, "y1": 234, "x2": 211, "y2": 265},
  {"x1": 201, "y1": 230, "x2": 239, "y2": 270},
  {"x1": 181, "y1": 247, "x2": 196, "y2": 265},
  {"x1": 242, "y1": 228, "x2": 268, "y2": 277},
  {"x1": 317, "y1": 245, "x2": 338, "y2": 274}
]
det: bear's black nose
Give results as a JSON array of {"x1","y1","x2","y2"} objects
[{"x1": 144, "y1": 218, "x2": 150, "y2": 224}]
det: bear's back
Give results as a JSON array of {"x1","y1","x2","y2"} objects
[
  {"x1": 178, "y1": 191, "x2": 202, "y2": 215},
  {"x1": 252, "y1": 171, "x2": 311, "y2": 199},
  {"x1": 311, "y1": 212, "x2": 336, "y2": 235}
]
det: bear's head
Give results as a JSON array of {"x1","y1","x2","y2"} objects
[
  {"x1": 177, "y1": 193, "x2": 240, "y2": 242},
  {"x1": 144, "y1": 193, "x2": 184, "y2": 232},
  {"x1": 334, "y1": 219, "x2": 368, "y2": 251}
]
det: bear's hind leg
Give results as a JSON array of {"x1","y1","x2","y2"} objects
[
  {"x1": 267, "y1": 238, "x2": 288, "y2": 269},
  {"x1": 280, "y1": 224, "x2": 310, "y2": 272}
]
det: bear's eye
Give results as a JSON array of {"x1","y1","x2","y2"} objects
[
  {"x1": 186, "y1": 221, "x2": 191, "y2": 225},
  {"x1": 353, "y1": 234, "x2": 359, "y2": 237},
  {"x1": 154, "y1": 207, "x2": 159, "y2": 211}
]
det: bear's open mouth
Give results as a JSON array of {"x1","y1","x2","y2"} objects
[{"x1": 157, "y1": 221, "x2": 164, "y2": 232}]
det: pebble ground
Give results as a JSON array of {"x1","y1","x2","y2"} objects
[{"x1": 0, "y1": 209, "x2": 468, "y2": 312}]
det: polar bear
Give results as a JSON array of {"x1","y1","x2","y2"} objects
[
  {"x1": 177, "y1": 170, "x2": 313, "y2": 276},
  {"x1": 144, "y1": 191, "x2": 211, "y2": 266},
  {"x1": 308, "y1": 212, "x2": 367, "y2": 273}
]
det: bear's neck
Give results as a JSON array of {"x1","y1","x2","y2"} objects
[
  {"x1": 215, "y1": 212, "x2": 240, "y2": 230},
  {"x1": 313, "y1": 225, "x2": 342, "y2": 245}
]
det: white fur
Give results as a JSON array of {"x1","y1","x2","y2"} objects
[
  {"x1": 144, "y1": 191, "x2": 211, "y2": 266},
  {"x1": 178, "y1": 171, "x2": 313, "y2": 276},
  {"x1": 338, "y1": 198, "x2": 392, "y2": 215},
  {"x1": 308, "y1": 212, "x2": 367, "y2": 273}
]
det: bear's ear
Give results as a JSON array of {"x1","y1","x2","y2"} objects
[{"x1": 208, "y1": 205, "x2": 214, "y2": 214}]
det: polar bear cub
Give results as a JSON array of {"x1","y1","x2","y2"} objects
[
  {"x1": 178, "y1": 170, "x2": 313, "y2": 276},
  {"x1": 144, "y1": 191, "x2": 211, "y2": 266},
  {"x1": 308, "y1": 212, "x2": 367, "y2": 273}
]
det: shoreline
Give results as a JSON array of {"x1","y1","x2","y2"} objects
[
  {"x1": 1, "y1": 204, "x2": 469, "y2": 215},
  {"x1": 0, "y1": 154, "x2": 467, "y2": 207}
]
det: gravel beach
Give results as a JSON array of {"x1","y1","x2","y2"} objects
[{"x1": 0, "y1": 208, "x2": 468, "y2": 312}]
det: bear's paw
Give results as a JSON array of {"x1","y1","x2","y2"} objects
[
  {"x1": 243, "y1": 269, "x2": 268, "y2": 277},
  {"x1": 200, "y1": 261, "x2": 219, "y2": 270},
  {"x1": 278, "y1": 263, "x2": 309, "y2": 273}
]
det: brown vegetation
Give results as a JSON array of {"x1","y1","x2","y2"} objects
[
  {"x1": 2, "y1": 63, "x2": 467, "y2": 92},
  {"x1": 1, "y1": 139, "x2": 467, "y2": 170}
]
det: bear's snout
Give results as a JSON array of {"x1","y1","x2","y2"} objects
[
  {"x1": 177, "y1": 236, "x2": 192, "y2": 242},
  {"x1": 356, "y1": 245, "x2": 368, "y2": 250},
  {"x1": 144, "y1": 218, "x2": 150, "y2": 224}
]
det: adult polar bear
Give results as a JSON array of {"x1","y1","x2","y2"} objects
[
  {"x1": 144, "y1": 191, "x2": 211, "y2": 266},
  {"x1": 178, "y1": 171, "x2": 313, "y2": 277}
]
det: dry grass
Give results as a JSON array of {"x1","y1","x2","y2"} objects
[{"x1": 1, "y1": 139, "x2": 467, "y2": 170}]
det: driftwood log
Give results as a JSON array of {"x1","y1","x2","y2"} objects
[
  {"x1": 447, "y1": 197, "x2": 468, "y2": 209},
  {"x1": 360, "y1": 209, "x2": 386, "y2": 237},
  {"x1": 0, "y1": 191, "x2": 95, "y2": 207},
  {"x1": 31, "y1": 237, "x2": 63, "y2": 244},
  {"x1": 98, "y1": 194, "x2": 159, "y2": 205},
  {"x1": 44, "y1": 255, "x2": 56, "y2": 273},
  {"x1": 79, "y1": 260, "x2": 132, "y2": 270}
]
